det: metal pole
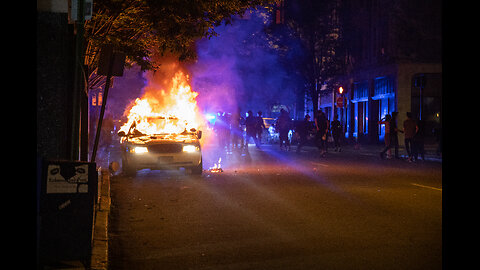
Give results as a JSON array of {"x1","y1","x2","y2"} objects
[
  {"x1": 419, "y1": 85, "x2": 423, "y2": 120},
  {"x1": 342, "y1": 94, "x2": 345, "y2": 137},
  {"x1": 70, "y1": 0, "x2": 85, "y2": 160},
  {"x1": 332, "y1": 88, "x2": 335, "y2": 121},
  {"x1": 91, "y1": 56, "x2": 114, "y2": 162}
]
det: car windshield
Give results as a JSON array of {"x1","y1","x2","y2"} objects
[
  {"x1": 126, "y1": 116, "x2": 198, "y2": 137},
  {"x1": 263, "y1": 118, "x2": 276, "y2": 128}
]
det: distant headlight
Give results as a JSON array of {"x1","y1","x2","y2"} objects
[
  {"x1": 183, "y1": 145, "x2": 199, "y2": 153},
  {"x1": 131, "y1": 146, "x2": 148, "y2": 154}
]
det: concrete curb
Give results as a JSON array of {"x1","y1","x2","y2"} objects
[{"x1": 90, "y1": 169, "x2": 111, "y2": 270}]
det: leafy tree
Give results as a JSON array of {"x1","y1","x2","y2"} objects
[
  {"x1": 283, "y1": 0, "x2": 345, "y2": 116},
  {"x1": 84, "y1": 0, "x2": 275, "y2": 90}
]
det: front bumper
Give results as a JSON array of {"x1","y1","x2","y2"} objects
[{"x1": 124, "y1": 151, "x2": 201, "y2": 170}]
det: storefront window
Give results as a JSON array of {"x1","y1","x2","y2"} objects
[
  {"x1": 353, "y1": 81, "x2": 368, "y2": 100},
  {"x1": 372, "y1": 76, "x2": 395, "y2": 142},
  {"x1": 374, "y1": 76, "x2": 394, "y2": 97},
  {"x1": 352, "y1": 81, "x2": 369, "y2": 140}
]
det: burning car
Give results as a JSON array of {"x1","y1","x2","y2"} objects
[
  {"x1": 118, "y1": 116, "x2": 203, "y2": 176},
  {"x1": 116, "y1": 70, "x2": 205, "y2": 176}
]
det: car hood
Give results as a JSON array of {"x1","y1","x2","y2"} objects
[{"x1": 127, "y1": 134, "x2": 198, "y2": 145}]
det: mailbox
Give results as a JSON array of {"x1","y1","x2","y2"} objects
[{"x1": 38, "y1": 160, "x2": 97, "y2": 266}]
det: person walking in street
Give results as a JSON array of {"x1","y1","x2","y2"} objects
[
  {"x1": 255, "y1": 111, "x2": 266, "y2": 145},
  {"x1": 403, "y1": 112, "x2": 417, "y2": 162},
  {"x1": 296, "y1": 114, "x2": 311, "y2": 153},
  {"x1": 245, "y1": 110, "x2": 259, "y2": 149},
  {"x1": 378, "y1": 114, "x2": 392, "y2": 158},
  {"x1": 315, "y1": 110, "x2": 328, "y2": 157},
  {"x1": 276, "y1": 109, "x2": 292, "y2": 151},
  {"x1": 380, "y1": 112, "x2": 403, "y2": 159},
  {"x1": 330, "y1": 114, "x2": 342, "y2": 152},
  {"x1": 412, "y1": 118, "x2": 425, "y2": 162},
  {"x1": 231, "y1": 107, "x2": 244, "y2": 151},
  {"x1": 215, "y1": 111, "x2": 230, "y2": 152},
  {"x1": 325, "y1": 119, "x2": 331, "y2": 153},
  {"x1": 390, "y1": 112, "x2": 403, "y2": 159}
]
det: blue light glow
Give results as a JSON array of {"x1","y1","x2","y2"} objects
[{"x1": 205, "y1": 113, "x2": 216, "y2": 124}]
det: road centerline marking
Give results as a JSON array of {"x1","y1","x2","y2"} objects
[
  {"x1": 310, "y1": 161, "x2": 329, "y2": 167},
  {"x1": 411, "y1": 183, "x2": 442, "y2": 191}
]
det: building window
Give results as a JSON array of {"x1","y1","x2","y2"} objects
[
  {"x1": 373, "y1": 76, "x2": 395, "y2": 142},
  {"x1": 374, "y1": 76, "x2": 394, "y2": 97},
  {"x1": 91, "y1": 90, "x2": 102, "y2": 107},
  {"x1": 354, "y1": 101, "x2": 368, "y2": 137},
  {"x1": 353, "y1": 81, "x2": 368, "y2": 101},
  {"x1": 97, "y1": 92, "x2": 103, "y2": 106},
  {"x1": 351, "y1": 81, "x2": 369, "y2": 139}
]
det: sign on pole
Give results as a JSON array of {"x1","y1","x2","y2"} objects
[
  {"x1": 97, "y1": 45, "x2": 126, "y2": 76},
  {"x1": 336, "y1": 97, "x2": 344, "y2": 108}
]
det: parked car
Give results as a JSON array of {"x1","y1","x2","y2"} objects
[
  {"x1": 290, "y1": 120, "x2": 317, "y2": 146},
  {"x1": 262, "y1": 117, "x2": 294, "y2": 144},
  {"x1": 262, "y1": 118, "x2": 278, "y2": 144}
]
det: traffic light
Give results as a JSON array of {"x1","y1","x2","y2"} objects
[{"x1": 338, "y1": 86, "x2": 344, "y2": 94}]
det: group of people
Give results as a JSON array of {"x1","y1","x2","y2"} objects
[
  {"x1": 214, "y1": 107, "x2": 345, "y2": 156},
  {"x1": 266, "y1": 108, "x2": 343, "y2": 156},
  {"x1": 378, "y1": 111, "x2": 425, "y2": 162},
  {"x1": 295, "y1": 109, "x2": 343, "y2": 156},
  {"x1": 214, "y1": 107, "x2": 431, "y2": 162},
  {"x1": 214, "y1": 108, "x2": 266, "y2": 151}
]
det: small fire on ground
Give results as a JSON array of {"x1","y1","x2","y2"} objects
[{"x1": 208, "y1": 157, "x2": 223, "y2": 173}]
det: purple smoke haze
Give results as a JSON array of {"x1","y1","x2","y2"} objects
[{"x1": 188, "y1": 8, "x2": 303, "y2": 118}]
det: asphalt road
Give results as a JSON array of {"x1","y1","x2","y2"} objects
[{"x1": 108, "y1": 144, "x2": 442, "y2": 270}]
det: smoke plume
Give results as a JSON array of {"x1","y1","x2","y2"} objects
[{"x1": 188, "y1": 8, "x2": 301, "y2": 118}]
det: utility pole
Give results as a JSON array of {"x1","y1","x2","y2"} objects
[{"x1": 70, "y1": 0, "x2": 86, "y2": 161}]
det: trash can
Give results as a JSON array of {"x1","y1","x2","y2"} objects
[{"x1": 37, "y1": 160, "x2": 97, "y2": 266}]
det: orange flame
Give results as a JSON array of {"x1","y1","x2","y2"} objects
[
  {"x1": 119, "y1": 71, "x2": 204, "y2": 135},
  {"x1": 208, "y1": 157, "x2": 223, "y2": 172}
]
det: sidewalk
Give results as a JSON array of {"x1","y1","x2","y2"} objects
[
  {"x1": 293, "y1": 141, "x2": 442, "y2": 163},
  {"x1": 345, "y1": 142, "x2": 441, "y2": 162}
]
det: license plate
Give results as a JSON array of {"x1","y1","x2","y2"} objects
[{"x1": 157, "y1": 156, "x2": 173, "y2": 163}]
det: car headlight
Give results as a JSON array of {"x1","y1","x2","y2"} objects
[
  {"x1": 183, "y1": 145, "x2": 199, "y2": 153},
  {"x1": 131, "y1": 146, "x2": 148, "y2": 154}
]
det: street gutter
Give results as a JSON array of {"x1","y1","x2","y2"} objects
[{"x1": 91, "y1": 169, "x2": 111, "y2": 270}]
